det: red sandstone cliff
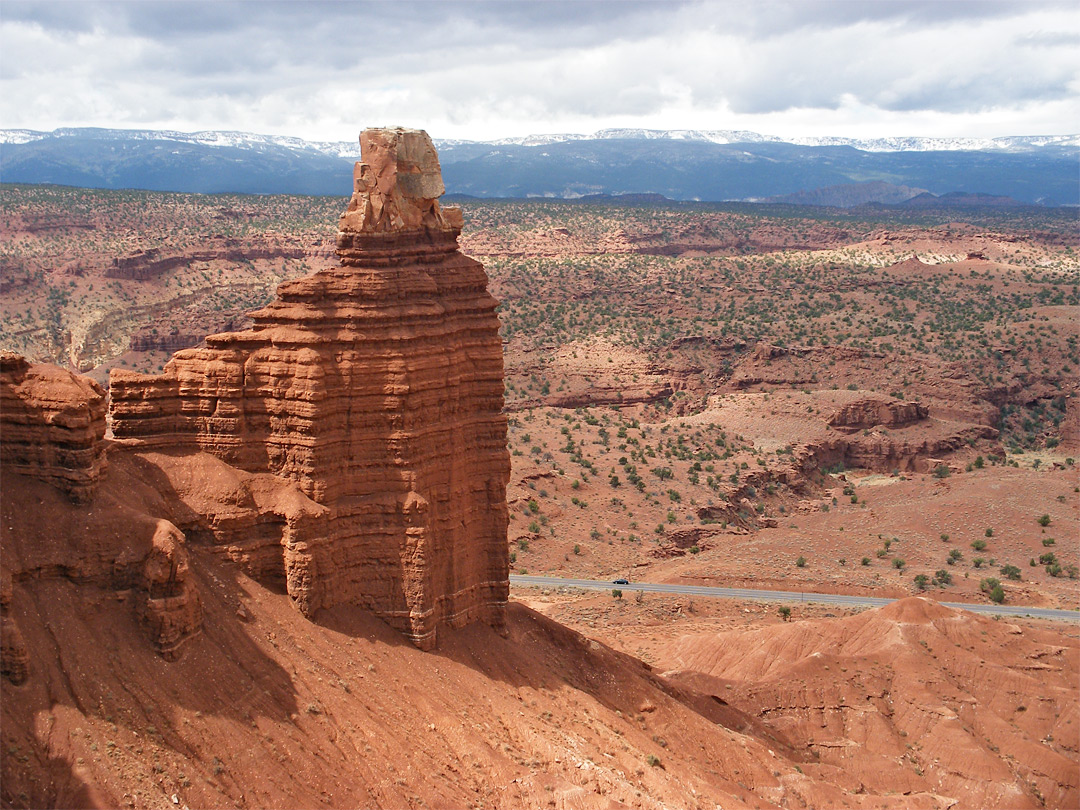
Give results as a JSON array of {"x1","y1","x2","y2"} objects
[
  {"x1": 0, "y1": 351, "x2": 107, "y2": 504},
  {"x1": 109, "y1": 128, "x2": 510, "y2": 649},
  {"x1": 0, "y1": 356, "x2": 203, "y2": 662}
]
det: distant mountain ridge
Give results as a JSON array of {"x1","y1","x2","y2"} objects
[
  {"x1": 2, "y1": 127, "x2": 1076, "y2": 204},
  {"x1": 5, "y1": 126, "x2": 1075, "y2": 154},
  {"x1": 764, "y1": 180, "x2": 930, "y2": 208}
]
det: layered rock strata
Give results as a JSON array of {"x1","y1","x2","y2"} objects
[
  {"x1": 110, "y1": 128, "x2": 510, "y2": 649},
  {"x1": 827, "y1": 396, "x2": 929, "y2": 431},
  {"x1": 0, "y1": 354, "x2": 203, "y2": 662},
  {"x1": 0, "y1": 352, "x2": 107, "y2": 503}
]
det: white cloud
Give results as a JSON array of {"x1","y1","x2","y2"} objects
[{"x1": 1, "y1": 1, "x2": 1076, "y2": 141}]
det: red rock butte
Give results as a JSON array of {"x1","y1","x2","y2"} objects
[{"x1": 108, "y1": 128, "x2": 510, "y2": 649}]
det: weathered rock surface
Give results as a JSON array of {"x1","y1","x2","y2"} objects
[
  {"x1": 110, "y1": 128, "x2": 509, "y2": 648},
  {"x1": 0, "y1": 441, "x2": 204, "y2": 662},
  {"x1": 0, "y1": 572, "x2": 28, "y2": 685},
  {"x1": 106, "y1": 239, "x2": 313, "y2": 281},
  {"x1": 828, "y1": 396, "x2": 929, "y2": 431},
  {"x1": 664, "y1": 597, "x2": 1080, "y2": 810},
  {"x1": 0, "y1": 351, "x2": 107, "y2": 503}
]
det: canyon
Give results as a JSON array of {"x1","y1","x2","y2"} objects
[{"x1": 1, "y1": 132, "x2": 1077, "y2": 808}]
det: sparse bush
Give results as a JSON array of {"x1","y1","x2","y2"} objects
[
  {"x1": 861, "y1": 557, "x2": 871, "y2": 566},
  {"x1": 934, "y1": 569, "x2": 952, "y2": 586},
  {"x1": 979, "y1": 577, "x2": 1001, "y2": 595},
  {"x1": 892, "y1": 558, "x2": 906, "y2": 570},
  {"x1": 612, "y1": 589, "x2": 623, "y2": 599},
  {"x1": 914, "y1": 574, "x2": 930, "y2": 590},
  {"x1": 1037, "y1": 514, "x2": 1051, "y2": 527},
  {"x1": 778, "y1": 606, "x2": 792, "y2": 621},
  {"x1": 1000, "y1": 564, "x2": 1021, "y2": 581},
  {"x1": 795, "y1": 556, "x2": 807, "y2": 568},
  {"x1": 971, "y1": 539, "x2": 987, "y2": 551}
]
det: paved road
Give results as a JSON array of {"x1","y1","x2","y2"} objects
[{"x1": 509, "y1": 574, "x2": 1080, "y2": 622}]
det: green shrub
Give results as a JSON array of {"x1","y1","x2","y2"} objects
[
  {"x1": 1000, "y1": 564, "x2": 1021, "y2": 580},
  {"x1": 795, "y1": 556, "x2": 807, "y2": 568},
  {"x1": 1037, "y1": 514, "x2": 1051, "y2": 527}
]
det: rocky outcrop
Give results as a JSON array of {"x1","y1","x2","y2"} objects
[
  {"x1": 827, "y1": 396, "x2": 928, "y2": 431},
  {"x1": 110, "y1": 128, "x2": 509, "y2": 649},
  {"x1": 0, "y1": 351, "x2": 203, "y2": 661},
  {"x1": 0, "y1": 352, "x2": 107, "y2": 504},
  {"x1": 0, "y1": 572, "x2": 28, "y2": 685},
  {"x1": 809, "y1": 424, "x2": 998, "y2": 473},
  {"x1": 115, "y1": 519, "x2": 203, "y2": 660},
  {"x1": 1062, "y1": 393, "x2": 1080, "y2": 451},
  {"x1": 106, "y1": 240, "x2": 314, "y2": 281}
]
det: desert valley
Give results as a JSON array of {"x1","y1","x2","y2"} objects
[{"x1": 1, "y1": 126, "x2": 1078, "y2": 810}]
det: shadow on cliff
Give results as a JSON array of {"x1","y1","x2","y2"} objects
[
  {"x1": 315, "y1": 597, "x2": 806, "y2": 759},
  {"x1": 0, "y1": 458, "x2": 304, "y2": 806}
]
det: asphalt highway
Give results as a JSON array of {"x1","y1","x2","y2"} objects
[{"x1": 509, "y1": 574, "x2": 1080, "y2": 622}]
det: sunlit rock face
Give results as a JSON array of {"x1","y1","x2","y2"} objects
[{"x1": 109, "y1": 128, "x2": 509, "y2": 649}]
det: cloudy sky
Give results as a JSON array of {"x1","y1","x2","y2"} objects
[{"x1": 2, "y1": 0, "x2": 1077, "y2": 142}]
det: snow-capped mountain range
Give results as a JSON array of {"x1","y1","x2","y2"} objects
[
  {"x1": 2, "y1": 126, "x2": 1076, "y2": 154},
  {"x1": 2, "y1": 126, "x2": 1076, "y2": 204}
]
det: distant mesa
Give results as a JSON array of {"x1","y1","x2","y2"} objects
[
  {"x1": 763, "y1": 180, "x2": 929, "y2": 208},
  {"x1": 899, "y1": 190, "x2": 1026, "y2": 208}
]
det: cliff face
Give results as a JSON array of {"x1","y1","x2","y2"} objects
[
  {"x1": 0, "y1": 351, "x2": 107, "y2": 504},
  {"x1": 109, "y1": 128, "x2": 509, "y2": 648},
  {"x1": 0, "y1": 354, "x2": 203, "y2": 664}
]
